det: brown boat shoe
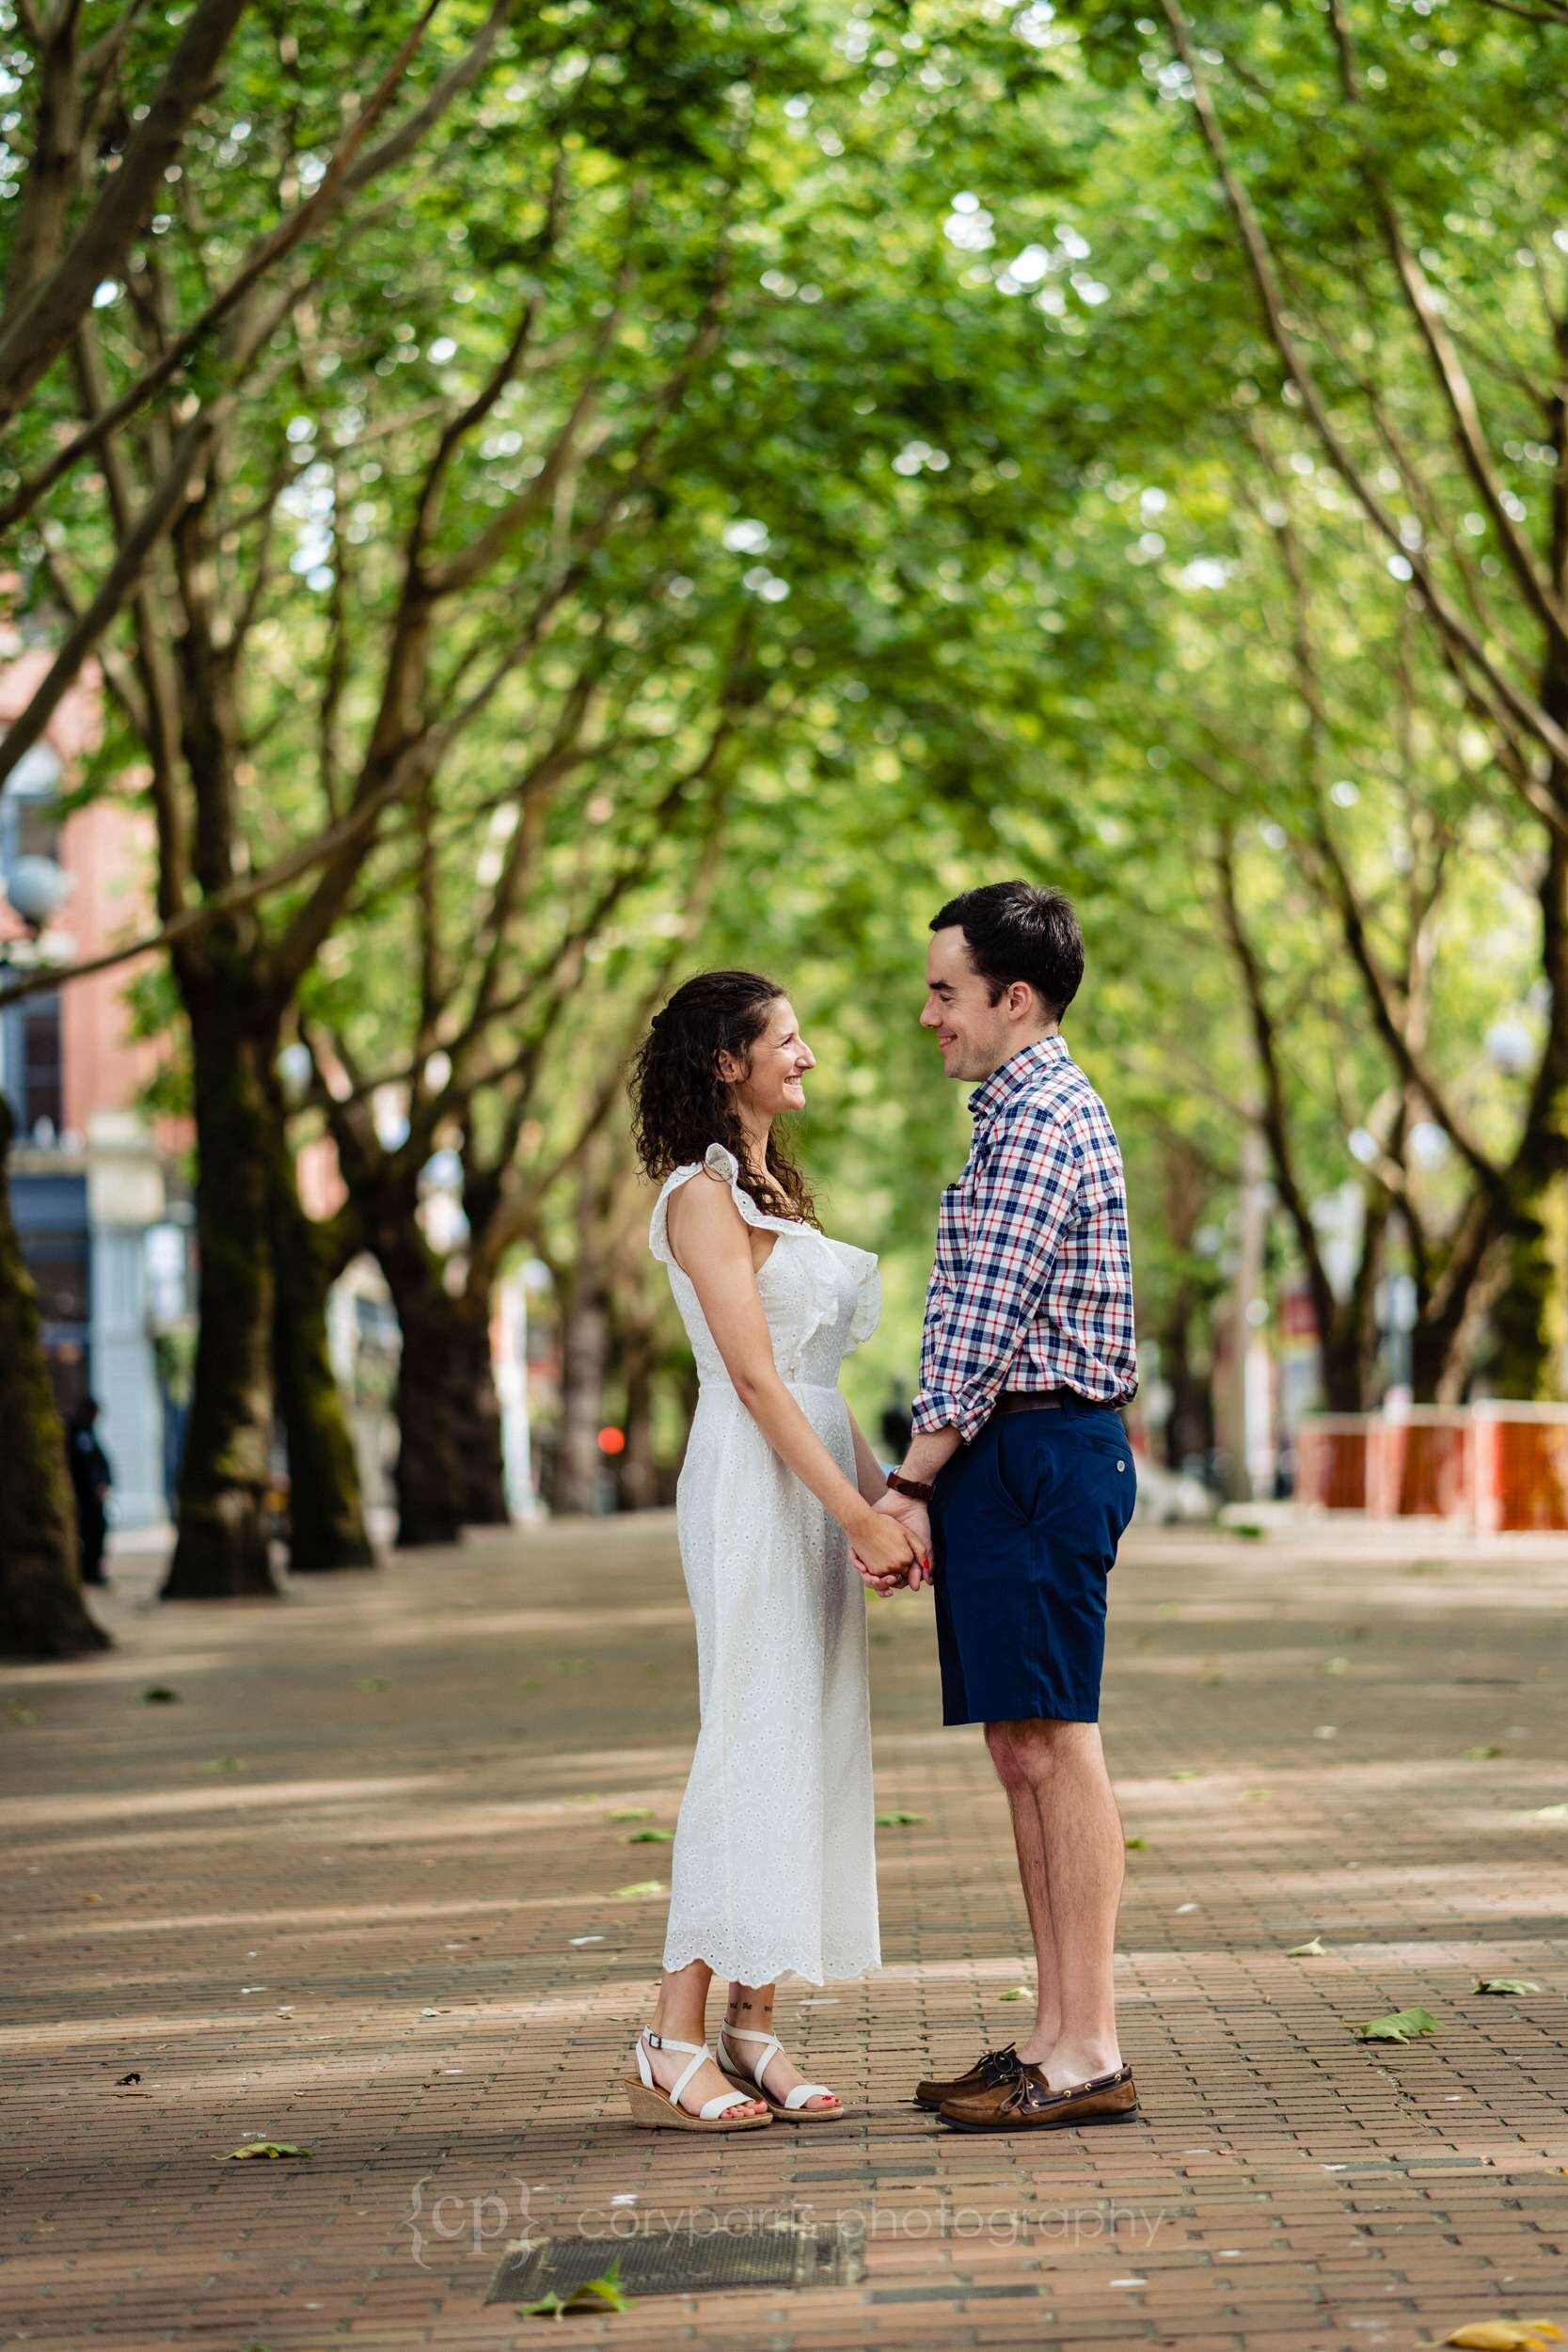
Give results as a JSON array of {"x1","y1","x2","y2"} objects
[
  {"x1": 939, "y1": 2060, "x2": 1139, "y2": 2133},
  {"x1": 912, "y1": 2041, "x2": 1024, "y2": 2111}
]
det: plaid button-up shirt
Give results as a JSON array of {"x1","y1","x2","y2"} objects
[{"x1": 911, "y1": 1034, "x2": 1137, "y2": 1446}]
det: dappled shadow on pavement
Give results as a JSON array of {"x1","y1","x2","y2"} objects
[{"x1": 3, "y1": 1511, "x2": 1565, "y2": 2350}]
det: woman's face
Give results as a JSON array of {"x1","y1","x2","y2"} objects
[{"x1": 721, "y1": 995, "x2": 816, "y2": 1118}]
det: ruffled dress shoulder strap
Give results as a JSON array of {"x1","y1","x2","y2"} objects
[
  {"x1": 698, "y1": 1142, "x2": 813, "y2": 1236},
  {"x1": 648, "y1": 1142, "x2": 810, "y2": 1263}
]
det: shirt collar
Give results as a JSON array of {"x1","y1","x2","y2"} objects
[{"x1": 967, "y1": 1032, "x2": 1070, "y2": 1124}]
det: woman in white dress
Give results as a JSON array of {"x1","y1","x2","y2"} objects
[{"x1": 621, "y1": 970, "x2": 927, "y2": 2132}]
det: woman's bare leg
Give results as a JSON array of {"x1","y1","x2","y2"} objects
[
  {"x1": 642, "y1": 1959, "x2": 768, "y2": 2116},
  {"x1": 722, "y1": 1979, "x2": 840, "y2": 2110}
]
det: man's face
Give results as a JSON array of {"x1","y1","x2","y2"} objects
[{"x1": 920, "y1": 926, "x2": 1019, "y2": 1082}]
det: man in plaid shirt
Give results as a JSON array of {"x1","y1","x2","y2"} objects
[
  {"x1": 856, "y1": 881, "x2": 1142, "y2": 2137},
  {"x1": 914, "y1": 1036, "x2": 1136, "y2": 1445}
]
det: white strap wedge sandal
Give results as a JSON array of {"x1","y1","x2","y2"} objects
[
  {"x1": 717, "y1": 2021, "x2": 848, "y2": 2122},
  {"x1": 624, "y1": 2026, "x2": 771, "y2": 2132}
]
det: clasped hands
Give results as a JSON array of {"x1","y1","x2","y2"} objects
[{"x1": 850, "y1": 1489, "x2": 933, "y2": 1597}]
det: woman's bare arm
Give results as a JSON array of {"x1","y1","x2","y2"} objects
[
  {"x1": 847, "y1": 1410, "x2": 891, "y2": 1507},
  {"x1": 666, "y1": 1172, "x2": 921, "y2": 1581}
]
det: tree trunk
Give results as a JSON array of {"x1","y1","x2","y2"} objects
[
  {"x1": 162, "y1": 979, "x2": 282, "y2": 1599},
  {"x1": 452, "y1": 1293, "x2": 509, "y2": 1527},
  {"x1": 1159, "y1": 1280, "x2": 1214, "y2": 1472},
  {"x1": 0, "y1": 1094, "x2": 110, "y2": 1659},
  {"x1": 1485, "y1": 1179, "x2": 1568, "y2": 1400},
  {"x1": 357, "y1": 1187, "x2": 507, "y2": 1547},
  {"x1": 377, "y1": 1230, "x2": 465, "y2": 1550},
  {"x1": 1486, "y1": 826, "x2": 1568, "y2": 1399},
  {"x1": 1317, "y1": 1193, "x2": 1388, "y2": 1412},
  {"x1": 556, "y1": 1273, "x2": 610, "y2": 1515},
  {"x1": 616, "y1": 1311, "x2": 660, "y2": 1512},
  {"x1": 266, "y1": 1113, "x2": 374, "y2": 1571}
]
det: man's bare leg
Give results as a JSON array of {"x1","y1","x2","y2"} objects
[
  {"x1": 986, "y1": 1716, "x2": 1124, "y2": 2089},
  {"x1": 985, "y1": 1722, "x2": 1062, "y2": 2066}
]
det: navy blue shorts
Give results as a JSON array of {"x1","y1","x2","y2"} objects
[{"x1": 930, "y1": 1399, "x2": 1137, "y2": 1726}]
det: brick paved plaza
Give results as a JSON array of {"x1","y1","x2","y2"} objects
[{"x1": 4, "y1": 1509, "x2": 1566, "y2": 2352}]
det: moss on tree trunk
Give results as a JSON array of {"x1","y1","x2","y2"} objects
[
  {"x1": 1486, "y1": 1182, "x2": 1568, "y2": 1401},
  {"x1": 0, "y1": 1095, "x2": 110, "y2": 1658}
]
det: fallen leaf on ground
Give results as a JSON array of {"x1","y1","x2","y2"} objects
[
  {"x1": 1124, "y1": 1836, "x2": 1148, "y2": 1850},
  {"x1": 1442, "y1": 2323, "x2": 1563, "y2": 2349},
  {"x1": 1171, "y1": 1770, "x2": 1201, "y2": 1781},
  {"x1": 612, "y1": 1881, "x2": 667, "y2": 1899},
  {"x1": 1473, "y1": 1978, "x2": 1541, "y2": 1995},
  {"x1": 610, "y1": 1808, "x2": 652, "y2": 1821},
  {"x1": 1529, "y1": 1803, "x2": 1568, "y2": 1820},
  {"x1": 1287, "y1": 1937, "x2": 1328, "y2": 1958},
  {"x1": 1323, "y1": 1657, "x2": 1349, "y2": 1675},
  {"x1": 1461, "y1": 1744, "x2": 1506, "y2": 1760},
  {"x1": 625, "y1": 1829, "x2": 673, "y2": 1843},
  {"x1": 140, "y1": 1686, "x2": 179, "y2": 1704},
  {"x1": 225, "y1": 2141, "x2": 311, "y2": 2161},
  {"x1": 1354, "y1": 2006, "x2": 1439, "y2": 2043},
  {"x1": 997, "y1": 1987, "x2": 1031, "y2": 2001},
  {"x1": 519, "y1": 2256, "x2": 635, "y2": 2320},
  {"x1": 875, "y1": 1811, "x2": 924, "y2": 1825}
]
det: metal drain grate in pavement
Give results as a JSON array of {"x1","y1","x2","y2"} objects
[{"x1": 486, "y1": 2217, "x2": 866, "y2": 2303}]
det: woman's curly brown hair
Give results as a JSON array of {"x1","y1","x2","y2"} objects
[{"x1": 628, "y1": 969, "x2": 818, "y2": 1228}]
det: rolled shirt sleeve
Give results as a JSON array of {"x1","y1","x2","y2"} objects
[{"x1": 911, "y1": 1101, "x2": 1084, "y2": 1445}]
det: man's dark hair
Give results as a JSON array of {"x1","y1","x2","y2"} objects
[{"x1": 930, "y1": 881, "x2": 1085, "y2": 1021}]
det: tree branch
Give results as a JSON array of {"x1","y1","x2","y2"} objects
[
  {"x1": 0, "y1": 0, "x2": 252, "y2": 427},
  {"x1": 1158, "y1": 0, "x2": 1568, "y2": 780},
  {"x1": 0, "y1": 0, "x2": 498, "y2": 536},
  {"x1": 1327, "y1": 0, "x2": 1568, "y2": 666}
]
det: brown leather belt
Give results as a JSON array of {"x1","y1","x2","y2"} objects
[{"x1": 993, "y1": 1389, "x2": 1079, "y2": 1415}]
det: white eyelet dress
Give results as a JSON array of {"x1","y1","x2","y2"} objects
[{"x1": 648, "y1": 1141, "x2": 883, "y2": 1988}]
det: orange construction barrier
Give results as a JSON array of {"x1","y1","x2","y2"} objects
[
  {"x1": 1295, "y1": 1416, "x2": 1369, "y2": 1512},
  {"x1": 1296, "y1": 1402, "x2": 1568, "y2": 1530},
  {"x1": 1366, "y1": 1408, "x2": 1471, "y2": 1520},
  {"x1": 1470, "y1": 1403, "x2": 1568, "y2": 1534}
]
